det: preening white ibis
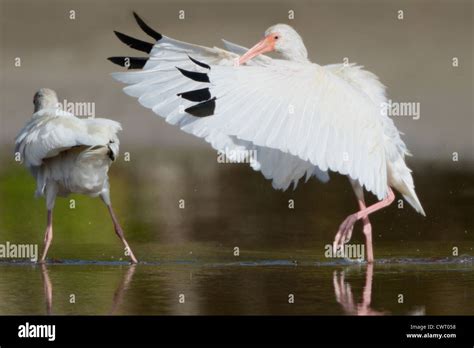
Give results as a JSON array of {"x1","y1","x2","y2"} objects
[
  {"x1": 15, "y1": 88, "x2": 138, "y2": 263},
  {"x1": 109, "y1": 14, "x2": 425, "y2": 263}
]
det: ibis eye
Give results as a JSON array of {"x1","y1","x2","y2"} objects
[{"x1": 274, "y1": 35, "x2": 279, "y2": 40}]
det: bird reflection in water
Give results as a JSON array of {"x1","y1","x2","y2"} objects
[
  {"x1": 40, "y1": 264, "x2": 53, "y2": 315},
  {"x1": 109, "y1": 264, "x2": 137, "y2": 315},
  {"x1": 333, "y1": 264, "x2": 425, "y2": 315},
  {"x1": 40, "y1": 264, "x2": 136, "y2": 315}
]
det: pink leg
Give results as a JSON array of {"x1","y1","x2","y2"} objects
[
  {"x1": 106, "y1": 204, "x2": 138, "y2": 264},
  {"x1": 333, "y1": 185, "x2": 395, "y2": 263},
  {"x1": 358, "y1": 200, "x2": 374, "y2": 263},
  {"x1": 333, "y1": 180, "x2": 371, "y2": 260},
  {"x1": 39, "y1": 210, "x2": 53, "y2": 263}
]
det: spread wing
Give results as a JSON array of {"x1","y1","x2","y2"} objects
[
  {"x1": 178, "y1": 62, "x2": 388, "y2": 199},
  {"x1": 108, "y1": 13, "x2": 330, "y2": 190}
]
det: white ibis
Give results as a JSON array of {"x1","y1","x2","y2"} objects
[
  {"x1": 109, "y1": 14, "x2": 425, "y2": 263},
  {"x1": 15, "y1": 88, "x2": 138, "y2": 263}
]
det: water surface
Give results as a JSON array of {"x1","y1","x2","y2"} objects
[{"x1": 0, "y1": 256, "x2": 473, "y2": 315}]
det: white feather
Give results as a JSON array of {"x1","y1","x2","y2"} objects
[{"x1": 15, "y1": 107, "x2": 122, "y2": 205}]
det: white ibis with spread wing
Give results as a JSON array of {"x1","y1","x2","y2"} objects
[{"x1": 108, "y1": 13, "x2": 425, "y2": 263}]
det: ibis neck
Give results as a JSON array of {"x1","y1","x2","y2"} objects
[
  {"x1": 283, "y1": 53, "x2": 310, "y2": 63},
  {"x1": 278, "y1": 45, "x2": 309, "y2": 63}
]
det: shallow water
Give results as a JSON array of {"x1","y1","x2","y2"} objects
[
  {"x1": 0, "y1": 257, "x2": 473, "y2": 315},
  {"x1": 0, "y1": 149, "x2": 473, "y2": 315}
]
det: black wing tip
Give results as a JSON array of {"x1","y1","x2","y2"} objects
[
  {"x1": 132, "y1": 12, "x2": 163, "y2": 41},
  {"x1": 185, "y1": 97, "x2": 216, "y2": 117},
  {"x1": 176, "y1": 67, "x2": 210, "y2": 83},
  {"x1": 132, "y1": 11, "x2": 143, "y2": 24},
  {"x1": 108, "y1": 56, "x2": 124, "y2": 66},
  {"x1": 188, "y1": 55, "x2": 211, "y2": 70},
  {"x1": 113, "y1": 31, "x2": 153, "y2": 53},
  {"x1": 108, "y1": 56, "x2": 148, "y2": 69},
  {"x1": 177, "y1": 88, "x2": 211, "y2": 102},
  {"x1": 113, "y1": 30, "x2": 130, "y2": 42}
]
